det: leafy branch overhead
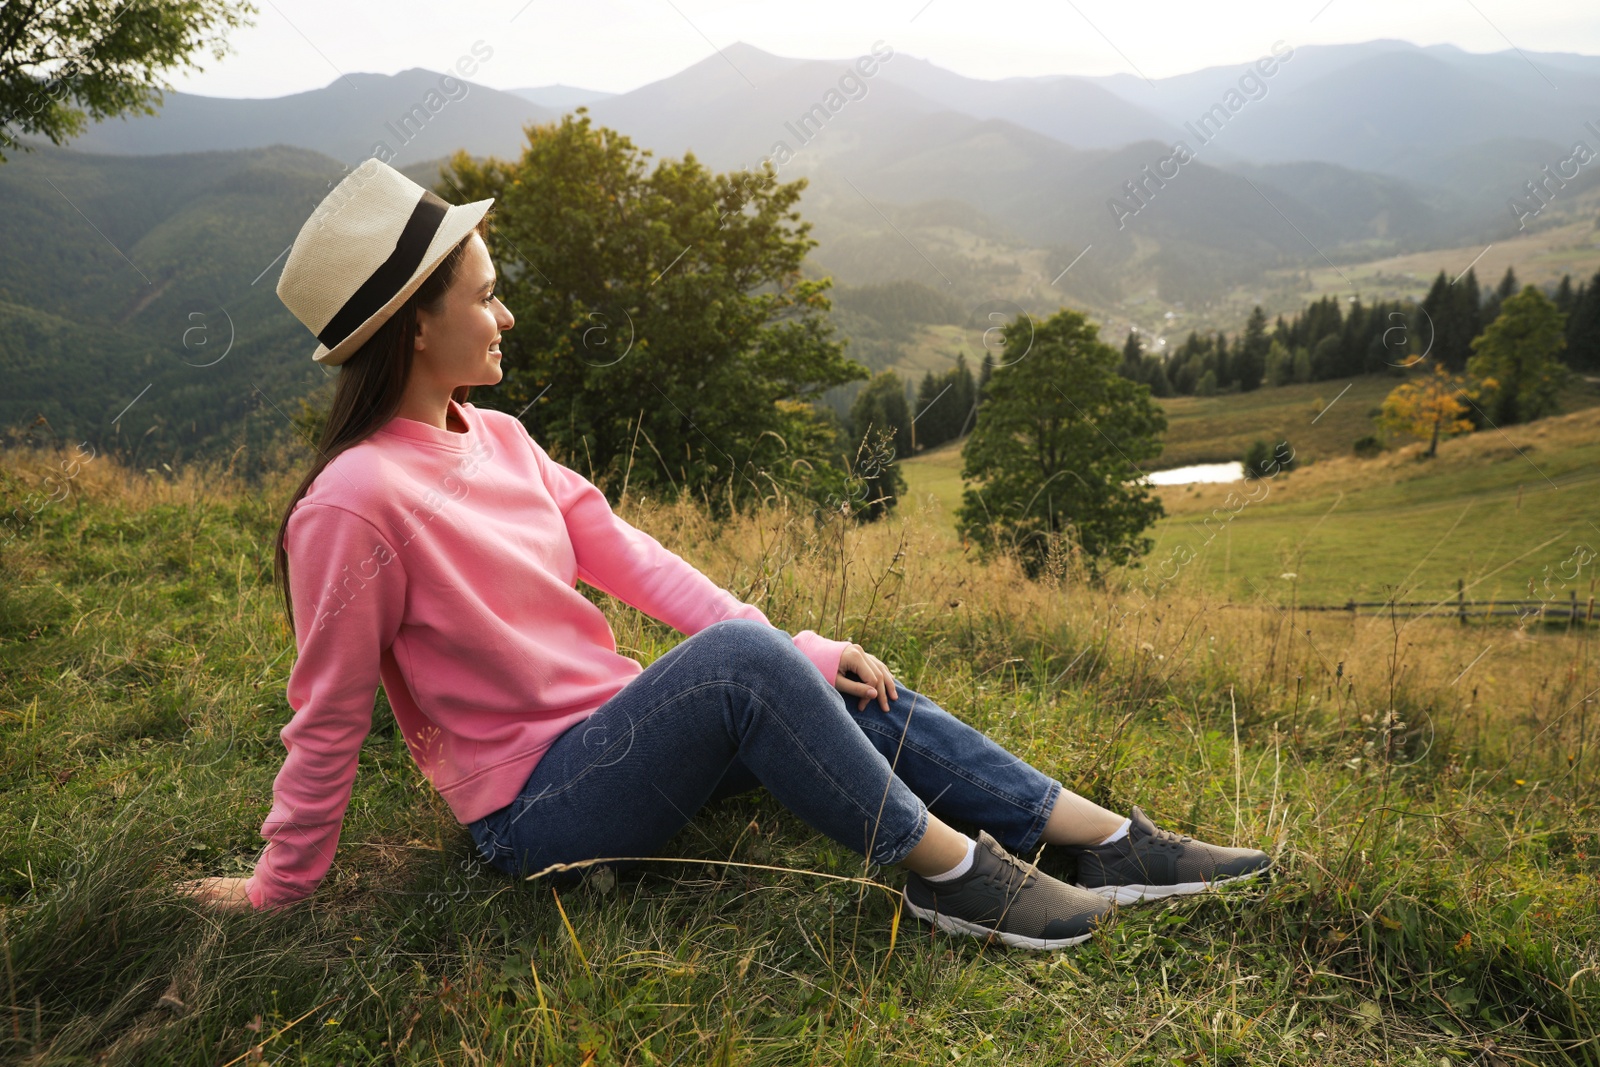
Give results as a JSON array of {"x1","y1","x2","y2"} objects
[{"x1": 0, "y1": 0, "x2": 257, "y2": 162}]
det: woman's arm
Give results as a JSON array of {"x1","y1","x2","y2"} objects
[
  {"x1": 521, "y1": 429, "x2": 854, "y2": 685},
  {"x1": 241, "y1": 503, "x2": 408, "y2": 911}
]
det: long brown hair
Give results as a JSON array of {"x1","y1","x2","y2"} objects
[{"x1": 273, "y1": 220, "x2": 486, "y2": 636}]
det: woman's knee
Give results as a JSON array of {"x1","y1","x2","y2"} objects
[{"x1": 699, "y1": 618, "x2": 807, "y2": 675}]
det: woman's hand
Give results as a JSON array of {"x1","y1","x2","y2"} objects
[
  {"x1": 173, "y1": 876, "x2": 255, "y2": 913},
  {"x1": 834, "y1": 644, "x2": 898, "y2": 712}
]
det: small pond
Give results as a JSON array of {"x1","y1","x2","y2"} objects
[{"x1": 1143, "y1": 461, "x2": 1245, "y2": 486}]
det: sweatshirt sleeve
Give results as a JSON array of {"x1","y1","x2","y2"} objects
[
  {"x1": 524, "y1": 432, "x2": 853, "y2": 687},
  {"x1": 243, "y1": 503, "x2": 407, "y2": 912}
]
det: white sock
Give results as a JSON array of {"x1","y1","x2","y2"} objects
[
  {"x1": 924, "y1": 834, "x2": 978, "y2": 882},
  {"x1": 1097, "y1": 817, "x2": 1132, "y2": 845}
]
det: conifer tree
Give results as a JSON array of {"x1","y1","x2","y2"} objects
[
  {"x1": 1563, "y1": 271, "x2": 1600, "y2": 372},
  {"x1": 1236, "y1": 306, "x2": 1269, "y2": 391},
  {"x1": 1120, "y1": 329, "x2": 1144, "y2": 381},
  {"x1": 1483, "y1": 266, "x2": 1519, "y2": 326}
]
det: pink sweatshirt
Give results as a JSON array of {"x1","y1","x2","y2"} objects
[{"x1": 243, "y1": 398, "x2": 852, "y2": 911}]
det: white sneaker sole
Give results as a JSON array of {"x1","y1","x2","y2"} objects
[
  {"x1": 902, "y1": 889, "x2": 1097, "y2": 949},
  {"x1": 1082, "y1": 865, "x2": 1270, "y2": 904}
]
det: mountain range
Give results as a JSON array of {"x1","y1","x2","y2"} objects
[{"x1": 5, "y1": 39, "x2": 1600, "y2": 458}]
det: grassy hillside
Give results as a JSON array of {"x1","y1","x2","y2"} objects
[
  {"x1": 1144, "y1": 400, "x2": 1600, "y2": 606},
  {"x1": 0, "y1": 143, "x2": 376, "y2": 460},
  {"x1": 1, "y1": 445, "x2": 1596, "y2": 1063},
  {"x1": 898, "y1": 377, "x2": 1600, "y2": 609}
]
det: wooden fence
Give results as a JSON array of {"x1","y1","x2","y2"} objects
[{"x1": 1295, "y1": 579, "x2": 1597, "y2": 626}]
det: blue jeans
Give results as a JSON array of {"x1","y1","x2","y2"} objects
[{"x1": 467, "y1": 618, "x2": 1063, "y2": 881}]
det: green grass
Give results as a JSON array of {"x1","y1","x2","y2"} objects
[
  {"x1": 899, "y1": 377, "x2": 1600, "y2": 606},
  {"x1": 1140, "y1": 396, "x2": 1600, "y2": 606},
  {"x1": 2, "y1": 448, "x2": 1598, "y2": 1064},
  {"x1": 1153, "y1": 375, "x2": 1403, "y2": 468}
]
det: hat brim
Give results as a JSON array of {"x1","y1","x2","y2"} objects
[{"x1": 311, "y1": 197, "x2": 494, "y2": 366}]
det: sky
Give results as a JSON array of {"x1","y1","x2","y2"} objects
[{"x1": 167, "y1": 0, "x2": 1600, "y2": 98}]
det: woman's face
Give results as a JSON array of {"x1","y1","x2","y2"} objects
[{"x1": 413, "y1": 232, "x2": 514, "y2": 390}]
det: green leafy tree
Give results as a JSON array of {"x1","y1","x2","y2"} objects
[
  {"x1": 1467, "y1": 286, "x2": 1573, "y2": 425},
  {"x1": 1, "y1": 0, "x2": 255, "y2": 162},
  {"x1": 1242, "y1": 438, "x2": 1296, "y2": 479},
  {"x1": 440, "y1": 111, "x2": 867, "y2": 516},
  {"x1": 955, "y1": 308, "x2": 1167, "y2": 580},
  {"x1": 1265, "y1": 339, "x2": 1293, "y2": 386}
]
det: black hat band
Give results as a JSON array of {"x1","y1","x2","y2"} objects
[{"x1": 317, "y1": 190, "x2": 450, "y2": 349}]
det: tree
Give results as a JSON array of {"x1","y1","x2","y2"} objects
[
  {"x1": 1265, "y1": 339, "x2": 1293, "y2": 386},
  {"x1": 1482, "y1": 266, "x2": 1520, "y2": 326},
  {"x1": 1566, "y1": 270, "x2": 1600, "y2": 372},
  {"x1": 1213, "y1": 332, "x2": 1232, "y2": 389},
  {"x1": 1120, "y1": 328, "x2": 1144, "y2": 379},
  {"x1": 1235, "y1": 306, "x2": 1269, "y2": 391},
  {"x1": 955, "y1": 308, "x2": 1167, "y2": 580},
  {"x1": 1468, "y1": 286, "x2": 1573, "y2": 425},
  {"x1": 1140, "y1": 353, "x2": 1173, "y2": 397},
  {"x1": 1455, "y1": 268, "x2": 1483, "y2": 363},
  {"x1": 1555, "y1": 274, "x2": 1575, "y2": 315},
  {"x1": 843, "y1": 372, "x2": 909, "y2": 522},
  {"x1": 1291, "y1": 345, "x2": 1312, "y2": 383},
  {"x1": 850, "y1": 371, "x2": 912, "y2": 467},
  {"x1": 1420, "y1": 268, "x2": 1482, "y2": 372},
  {"x1": 1242, "y1": 438, "x2": 1296, "y2": 479},
  {"x1": 441, "y1": 111, "x2": 868, "y2": 516},
  {"x1": 911, "y1": 352, "x2": 976, "y2": 450},
  {"x1": 1310, "y1": 333, "x2": 1343, "y2": 380},
  {"x1": 1, "y1": 0, "x2": 255, "y2": 162},
  {"x1": 1377, "y1": 364, "x2": 1485, "y2": 457}
]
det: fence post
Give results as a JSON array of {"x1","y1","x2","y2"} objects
[
  {"x1": 1572, "y1": 589, "x2": 1579, "y2": 627},
  {"x1": 1457, "y1": 578, "x2": 1466, "y2": 625}
]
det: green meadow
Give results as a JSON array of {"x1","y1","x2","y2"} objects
[
  {"x1": 2, "y1": 393, "x2": 1598, "y2": 1063},
  {"x1": 901, "y1": 375, "x2": 1600, "y2": 607}
]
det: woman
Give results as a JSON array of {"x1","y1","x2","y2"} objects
[{"x1": 177, "y1": 161, "x2": 1269, "y2": 949}]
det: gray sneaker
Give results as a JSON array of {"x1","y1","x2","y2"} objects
[
  {"x1": 902, "y1": 831, "x2": 1114, "y2": 949},
  {"x1": 1071, "y1": 806, "x2": 1272, "y2": 904}
]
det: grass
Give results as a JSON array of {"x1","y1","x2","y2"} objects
[
  {"x1": 1141, "y1": 397, "x2": 1600, "y2": 606},
  {"x1": 901, "y1": 377, "x2": 1600, "y2": 605},
  {"x1": 1153, "y1": 375, "x2": 1406, "y2": 468},
  {"x1": 2, "y1": 436, "x2": 1598, "y2": 1065}
]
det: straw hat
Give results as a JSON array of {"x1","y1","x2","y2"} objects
[{"x1": 277, "y1": 158, "x2": 494, "y2": 365}]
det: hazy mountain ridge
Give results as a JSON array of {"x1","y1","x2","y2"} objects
[
  {"x1": 7, "y1": 38, "x2": 1599, "y2": 455},
  {"x1": 0, "y1": 145, "x2": 361, "y2": 454}
]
